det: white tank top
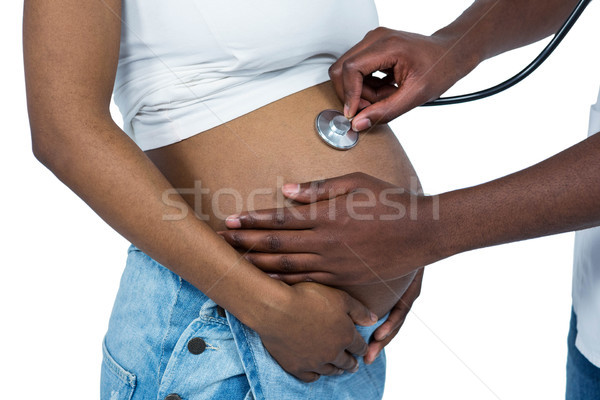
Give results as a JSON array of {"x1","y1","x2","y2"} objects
[
  {"x1": 113, "y1": 0, "x2": 379, "y2": 150},
  {"x1": 572, "y1": 87, "x2": 600, "y2": 367}
]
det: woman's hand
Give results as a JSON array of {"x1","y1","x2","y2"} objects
[
  {"x1": 253, "y1": 281, "x2": 378, "y2": 382},
  {"x1": 328, "y1": 27, "x2": 478, "y2": 131}
]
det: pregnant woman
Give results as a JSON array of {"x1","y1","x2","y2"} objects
[{"x1": 24, "y1": 0, "x2": 419, "y2": 399}]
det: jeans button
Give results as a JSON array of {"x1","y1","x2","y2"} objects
[
  {"x1": 187, "y1": 337, "x2": 206, "y2": 355},
  {"x1": 165, "y1": 394, "x2": 182, "y2": 400}
]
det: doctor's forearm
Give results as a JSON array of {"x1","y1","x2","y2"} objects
[
  {"x1": 432, "y1": 0, "x2": 580, "y2": 68},
  {"x1": 436, "y1": 133, "x2": 600, "y2": 258}
]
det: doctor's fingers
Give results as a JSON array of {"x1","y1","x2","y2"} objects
[
  {"x1": 243, "y1": 252, "x2": 323, "y2": 273},
  {"x1": 351, "y1": 75, "x2": 435, "y2": 131},
  {"x1": 243, "y1": 254, "x2": 338, "y2": 285},
  {"x1": 364, "y1": 327, "x2": 398, "y2": 365},
  {"x1": 224, "y1": 205, "x2": 322, "y2": 230},
  {"x1": 331, "y1": 51, "x2": 398, "y2": 121},
  {"x1": 328, "y1": 27, "x2": 393, "y2": 117},
  {"x1": 218, "y1": 229, "x2": 322, "y2": 253},
  {"x1": 360, "y1": 76, "x2": 398, "y2": 105}
]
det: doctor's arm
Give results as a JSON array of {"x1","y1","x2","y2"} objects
[
  {"x1": 219, "y1": 0, "x2": 596, "y2": 362},
  {"x1": 221, "y1": 133, "x2": 600, "y2": 287},
  {"x1": 221, "y1": 133, "x2": 600, "y2": 362},
  {"x1": 332, "y1": 0, "x2": 582, "y2": 130}
]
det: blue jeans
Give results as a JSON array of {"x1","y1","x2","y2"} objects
[
  {"x1": 101, "y1": 245, "x2": 388, "y2": 400},
  {"x1": 566, "y1": 309, "x2": 600, "y2": 400}
]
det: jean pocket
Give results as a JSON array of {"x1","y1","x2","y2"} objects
[{"x1": 101, "y1": 339, "x2": 136, "y2": 400}]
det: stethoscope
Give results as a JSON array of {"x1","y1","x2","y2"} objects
[{"x1": 316, "y1": 0, "x2": 592, "y2": 150}]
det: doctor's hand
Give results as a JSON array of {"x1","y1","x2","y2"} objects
[
  {"x1": 220, "y1": 172, "x2": 445, "y2": 286},
  {"x1": 328, "y1": 27, "x2": 479, "y2": 131},
  {"x1": 364, "y1": 267, "x2": 424, "y2": 364}
]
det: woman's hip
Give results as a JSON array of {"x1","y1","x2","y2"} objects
[
  {"x1": 102, "y1": 244, "x2": 250, "y2": 399},
  {"x1": 102, "y1": 244, "x2": 388, "y2": 400}
]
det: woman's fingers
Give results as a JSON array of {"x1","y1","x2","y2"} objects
[
  {"x1": 315, "y1": 363, "x2": 346, "y2": 377},
  {"x1": 346, "y1": 329, "x2": 369, "y2": 358},
  {"x1": 343, "y1": 291, "x2": 378, "y2": 329},
  {"x1": 297, "y1": 372, "x2": 320, "y2": 383},
  {"x1": 331, "y1": 351, "x2": 361, "y2": 373}
]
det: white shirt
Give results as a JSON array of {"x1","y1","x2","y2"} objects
[
  {"x1": 572, "y1": 87, "x2": 600, "y2": 367},
  {"x1": 113, "y1": 0, "x2": 378, "y2": 151}
]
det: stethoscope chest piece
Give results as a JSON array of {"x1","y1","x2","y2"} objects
[{"x1": 315, "y1": 109, "x2": 358, "y2": 150}]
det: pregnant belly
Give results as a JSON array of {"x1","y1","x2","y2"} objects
[{"x1": 145, "y1": 81, "x2": 420, "y2": 318}]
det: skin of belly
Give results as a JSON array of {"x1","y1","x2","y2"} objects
[{"x1": 145, "y1": 81, "x2": 420, "y2": 318}]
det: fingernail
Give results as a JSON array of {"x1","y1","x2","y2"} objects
[
  {"x1": 352, "y1": 118, "x2": 371, "y2": 132},
  {"x1": 351, "y1": 363, "x2": 360, "y2": 373},
  {"x1": 268, "y1": 274, "x2": 281, "y2": 279},
  {"x1": 225, "y1": 215, "x2": 241, "y2": 228},
  {"x1": 344, "y1": 104, "x2": 351, "y2": 118},
  {"x1": 370, "y1": 312, "x2": 378, "y2": 323},
  {"x1": 282, "y1": 183, "x2": 300, "y2": 196},
  {"x1": 364, "y1": 356, "x2": 373, "y2": 365}
]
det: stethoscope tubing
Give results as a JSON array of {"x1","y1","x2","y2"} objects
[{"x1": 422, "y1": 0, "x2": 593, "y2": 106}]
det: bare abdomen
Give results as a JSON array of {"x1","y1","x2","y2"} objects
[{"x1": 145, "y1": 81, "x2": 419, "y2": 317}]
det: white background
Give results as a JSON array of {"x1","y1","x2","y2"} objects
[{"x1": 2, "y1": 1, "x2": 599, "y2": 399}]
